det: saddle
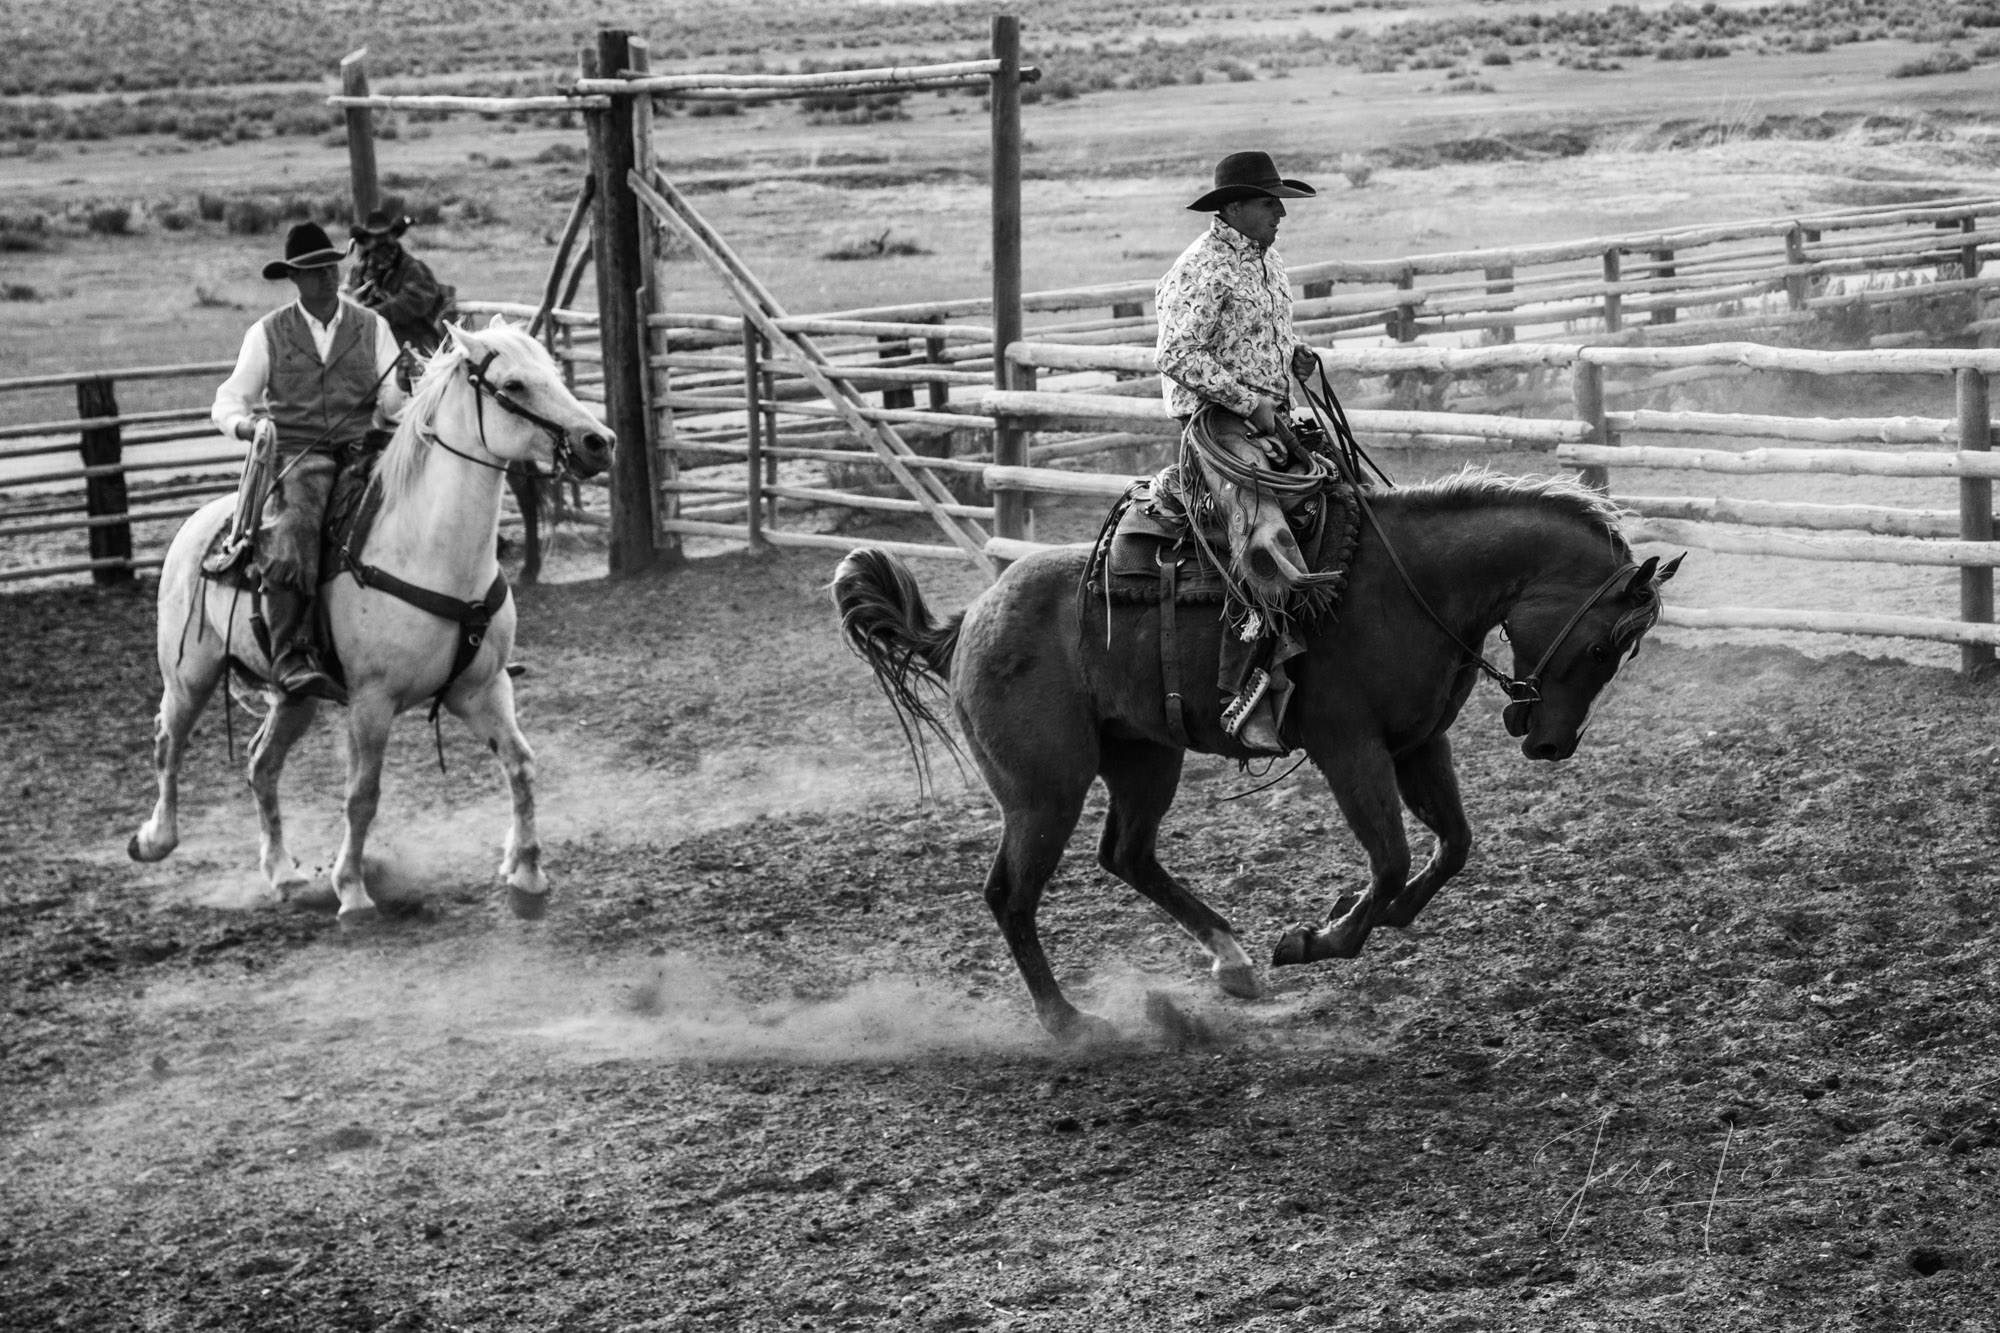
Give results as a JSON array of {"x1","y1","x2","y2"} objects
[
  {"x1": 1085, "y1": 466, "x2": 1363, "y2": 623},
  {"x1": 197, "y1": 448, "x2": 384, "y2": 692},
  {"x1": 1083, "y1": 465, "x2": 1363, "y2": 753}
]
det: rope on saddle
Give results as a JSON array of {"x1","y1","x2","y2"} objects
[{"x1": 1173, "y1": 405, "x2": 1354, "y2": 638}]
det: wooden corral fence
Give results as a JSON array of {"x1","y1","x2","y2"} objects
[
  {"x1": 6, "y1": 14, "x2": 2000, "y2": 685},
  {"x1": 973, "y1": 339, "x2": 2000, "y2": 673}
]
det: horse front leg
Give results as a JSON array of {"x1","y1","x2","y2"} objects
[
  {"x1": 1096, "y1": 737, "x2": 1263, "y2": 1000},
  {"x1": 444, "y1": 673, "x2": 547, "y2": 919},
  {"x1": 330, "y1": 694, "x2": 394, "y2": 925},
  {"x1": 1272, "y1": 742, "x2": 1409, "y2": 964},
  {"x1": 248, "y1": 696, "x2": 320, "y2": 898},
  {"x1": 1376, "y1": 735, "x2": 1470, "y2": 930}
]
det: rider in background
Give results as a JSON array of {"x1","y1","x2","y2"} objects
[
  {"x1": 1155, "y1": 150, "x2": 1322, "y2": 756},
  {"x1": 210, "y1": 221, "x2": 407, "y2": 701},
  {"x1": 346, "y1": 209, "x2": 458, "y2": 382}
]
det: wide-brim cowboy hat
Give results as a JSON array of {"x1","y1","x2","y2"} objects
[
  {"x1": 1188, "y1": 150, "x2": 1318, "y2": 212},
  {"x1": 261, "y1": 221, "x2": 345, "y2": 280},
  {"x1": 349, "y1": 208, "x2": 414, "y2": 241}
]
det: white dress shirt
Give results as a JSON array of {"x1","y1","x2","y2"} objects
[{"x1": 210, "y1": 297, "x2": 409, "y2": 440}]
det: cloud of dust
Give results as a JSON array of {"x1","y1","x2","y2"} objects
[{"x1": 530, "y1": 952, "x2": 1042, "y2": 1063}]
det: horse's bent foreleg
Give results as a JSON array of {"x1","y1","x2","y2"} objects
[
  {"x1": 329, "y1": 694, "x2": 394, "y2": 924},
  {"x1": 1096, "y1": 737, "x2": 1262, "y2": 999},
  {"x1": 445, "y1": 673, "x2": 546, "y2": 918},
  {"x1": 1272, "y1": 743, "x2": 1409, "y2": 965},
  {"x1": 129, "y1": 668, "x2": 224, "y2": 864},
  {"x1": 248, "y1": 696, "x2": 320, "y2": 897},
  {"x1": 1376, "y1": 736, "x2": 1471, "y2": 930}
]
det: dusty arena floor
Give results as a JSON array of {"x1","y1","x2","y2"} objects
[{"x1": 4, "y1": 503, "x2": 1998, "y2": 1332}]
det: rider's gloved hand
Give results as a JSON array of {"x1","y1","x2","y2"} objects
[{"x1": 1290, "y1": 345, "x2": 1319, "y2": 382}]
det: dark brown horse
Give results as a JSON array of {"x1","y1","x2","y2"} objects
[{"x1": 833, "y1": 468, "x2": 1678, "y2": 1041}]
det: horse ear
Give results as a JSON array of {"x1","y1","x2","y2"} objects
[
  {"x1": 444, "y1": 321, "x2": 483, "y2": 360},
  {"x1": 1658, "y1": 552, "x2": 1685, "y2": 584},
  {"x1": 1624, "y1": 556, "x2": 1660, "y2": 598}
]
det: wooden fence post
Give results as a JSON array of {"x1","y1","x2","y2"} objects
[
  {"x1": 77, "y1": 377, "x2": 132, "y2": 584},
  {"x1": 1393, "y1": 266, "x2": 1417, "y2": 343},
  {"x1": 626, "y1": 37, "x2": 681, "y2": 564},
  {"x1": 1960, "y1": 215, "x2": 1981, "y2": 279},
  {"x1": 880, "y1": 335, "x2": 915, "y2": 411},
  {"x1": 990, "y1": 14, "x2": 1028, "y2": 547},
  {"x1": 1484, "y1": 265, "x2": 1514, "y2": 344},
  {"x1": 340, "y1": 49, "x2": 379, "y2": 223},
  {"x1": 1571, "y1": 360, "x2": 1610, "y2": 493},
  {"x1": 585, "y1": 29, "x2": 665, "y2": 576},
  {"x1": 1960, "y1": 367, "x2": 1993, "y2": 674},
  {"x1": 1301, "y1": 281, "x2": 1331, "y2": 302},
  {"x1": 1601, "y1": 248, "x2": 1622, "y2": 334},
  {"x1": 1649, "y1": 248, "x2": 1677, "y2": 326},
  {"x1": 925, "y1": 327, "x2": 949, "y2": 412},
  {"x1": 1784, "y1": 226, "x2": 1809, "y2": 311},
  {"x1": 743, "y1": 319, "x2": 767, "y2": 550}
]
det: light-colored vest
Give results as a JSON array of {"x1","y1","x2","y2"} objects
[{"x1": 261, "y1": 300, "x2": 381, "y2": 457}]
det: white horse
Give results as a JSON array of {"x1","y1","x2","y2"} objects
[{"x1": 129, "y1": 318, "x2": 615, "y2": 924}]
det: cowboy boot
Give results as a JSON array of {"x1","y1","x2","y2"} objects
[
  {"x1": 1221, "y1": 667, "x2": 1290, "y2": 756},
  {"x1": 264, "y1": 588, "x2": 340, "y2": 702}
]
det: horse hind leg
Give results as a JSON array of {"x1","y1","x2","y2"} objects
[
  {"x1": 248, "y1": 695, "x2": 320, "y2": 899},
  {"x1": 1096, "y1": 737, "x2": 1264, "y2": 1000},
  {"x1": 982, "y1": 787, "x2": 1105, "y2": 1042},
  {"x1": 444, "y1": 674, "x2": 547, "y2": 919},
  {"x1": 328, "y1": 693, "x2": 394, "y2": 925},
  {"x1": 128, "y1": 657, "x2": 226, "y2": 864}
]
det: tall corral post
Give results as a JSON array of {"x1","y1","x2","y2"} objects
[
  {"x1": 990, "y1": 14, "x2": 1028, "y2": 545},
  {"x1": 1959, "y1": 368, "x2": 1993, "y2": 674},
  {"x1": 585, "y1": 29, "x2": 666, "y2": 576},
  {"x1": 1571, "y1": 360, "x2": 1610, "y2": 493},
  {"x1": 626, "y1": 37, "x2": 682, "y2": 564},
  {"x1": 77, "y1": 377, "x2": 132, "y2": 584},
  {"x1": 340, "y1": 50, "x2": 379, "y2": 222}
]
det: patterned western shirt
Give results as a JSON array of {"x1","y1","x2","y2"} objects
[{"x1": 1156, "y1": 217, "x2": 1302, "y2": 421}]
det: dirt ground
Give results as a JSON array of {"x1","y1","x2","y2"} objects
[{"x1": 4, "y1": 491, "x2": 1999, "y2": 1332}]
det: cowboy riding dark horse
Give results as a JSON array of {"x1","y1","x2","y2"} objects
[{"x1": 1155, "y1": 150, "x2": 1332, "y2": 756}]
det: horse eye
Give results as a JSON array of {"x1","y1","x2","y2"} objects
[
  {"x1": 504, "y1": 378, "x2": 528, "y2": 394},
  {"x1": 1589, "y1": 644, "x2": 1611, "y2": 665}
]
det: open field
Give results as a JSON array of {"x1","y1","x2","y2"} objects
[{"x1": 5, "y1": 5, "x2": 2000, "y2": 1328}]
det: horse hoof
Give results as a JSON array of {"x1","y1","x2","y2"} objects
[
  {"x1": 128, "y1": 831, "x2": 171, "y2": 863},
  {"x1": 337, "y1": 904, "x2": 383, "y2": 932},
  {"x1": 1271, "y1": 925, "x2": 1314, "y2": 967},
  {"x1": 1048, "y1": 1010, "x2": 1120, "y2": 1047},
  {"x1": 508, "y1": 886, "x2": 550, "y2": 921},
  {"x1": 126, "y1": 833, "x2": 147, "y2": 862},
  {"x1": 1213, "y1": 962, "x2": 1266, "y2": 1000}
]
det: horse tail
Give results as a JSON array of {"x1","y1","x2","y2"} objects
[{"x1": 831, "y1": 548, "x2": 964, "y2": 785}]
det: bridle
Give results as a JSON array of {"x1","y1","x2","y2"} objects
[
  {"x1": 1292, "y1": 360, "x2": 1660, "y2": 739},
  {"x1": 425, "y1": 347, "x2": 585, "y2": 480}
]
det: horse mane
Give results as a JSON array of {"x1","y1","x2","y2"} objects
[
  {"x1": 373, "y1": 321, "x2": 556, "y2": 509},
  {"x1": 1380, "y1": 465, "x2": 1634, "y2": 556}
]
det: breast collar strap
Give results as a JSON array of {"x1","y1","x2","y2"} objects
[{"x1": 336, "y1": 483, "x2": 512, "y2": 715}]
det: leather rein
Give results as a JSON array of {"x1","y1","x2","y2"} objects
[{"x1": 1292, "y1": 365, "x2": 1651, "y2": 738}]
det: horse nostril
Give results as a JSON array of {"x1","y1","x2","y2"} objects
[
  {"x1": 1249, "y1": 549, "x2": 1279, "y2": 580},
  {"x1": 588, "y1": 431, "x2": 614, "y2": 456}
]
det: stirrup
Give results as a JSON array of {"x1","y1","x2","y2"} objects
[
  {"x1": 201, "y1": 538, "x2": 251, "y2": 577},
  {"x1": 1221, "y1": 668, "x2": 1271, "y2": 740}
]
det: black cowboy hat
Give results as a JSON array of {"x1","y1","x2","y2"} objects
[
  {"x1": 1188, "y1": 151, "x2": 1318, "y2": 212},
  {"x1": 261, "y1": 222, "x2": 346, "y2": 280},
  {"x1": 349, "y1": 208, "x2": 414, "y2": 241}
]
